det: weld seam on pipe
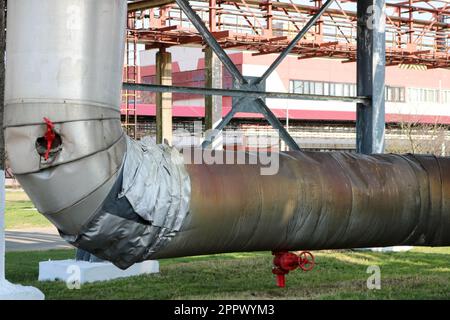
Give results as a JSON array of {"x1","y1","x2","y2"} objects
[
  {"x1": 3, "y1": 102, "x2": 121, "y2": 128},
  {"x1": 16, "y1": 134, "x2": 127, "y2": 223}
]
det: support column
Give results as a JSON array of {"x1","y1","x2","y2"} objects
[
  {"x1": 205, "y1": 47, "x2": 223, "y2": 131},
  {"x1": 0, "y1": 0, "x2": 4, "y2": 277},
  {"x1": 356, "y1": 0, "x2": 386, "y2": 154},
  {"x1": 156, "y1": 48, "x2": 172, "y2": 145},
  {"x1": 0, "y1": 0, "x2": 7, "y2": 285}
]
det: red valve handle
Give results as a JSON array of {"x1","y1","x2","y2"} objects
[
  {"x1": 43, "y1": 117, "x2": 56, "y2": 161},
  {"x1": 298, "y1": 251, "x2": 315, "y2": 271}
]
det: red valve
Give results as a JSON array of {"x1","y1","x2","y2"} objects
[
  {"x1": 273, "y1": 251, "x2": 298, "y2": 271},
  {"x1": 272, "y1": 250, "x2": 315, "y2": 288},
  {"x1": 298, "y1": 251, "x2": 315, "y2": 271},
  {"x1": 43, "y1": 117, "x2": 56, "y2": 161}
]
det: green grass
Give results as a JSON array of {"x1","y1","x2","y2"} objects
[
  {"x1": 4, "y1": 191, "x2": 51, "y2": 229},
  {"x1": 5, "y1": 247, "x2": 450, "y2": 300}
]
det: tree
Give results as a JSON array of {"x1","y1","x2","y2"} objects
[{"x1": 386, "y1": 117, "x2": 449, "y2": 156}]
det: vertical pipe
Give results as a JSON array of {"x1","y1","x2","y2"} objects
[
  {"x1": 5, "y1": 0, "x2": 127, "y2": 235},
  {"x1": 0, "y1": 0, "x2": 6, "y2": 282},
  {"x1": 156, "y1": 48, "x2": 173, "y2": 144},
  {"x1": 356, "y1": 0, "x2": 386, "y2": 154}
]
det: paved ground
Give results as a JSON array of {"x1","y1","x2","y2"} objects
[{"x1": 5, "y1": 227, "x2": 73, "y2": 252}]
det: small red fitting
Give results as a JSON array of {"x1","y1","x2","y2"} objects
[
  {"x1": 272, "y1": 267, "x2": 288, "y2": 288},
  {"x1": 272, "y1": 250, "x2": 315, "y2": 288},
  {"x1": 43, "y1": 117, "x2": 56, "y2": 161}
]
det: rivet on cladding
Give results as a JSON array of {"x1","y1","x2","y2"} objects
[{"x1": 35, "y1": 117, "x2": 62, "y2": 162}]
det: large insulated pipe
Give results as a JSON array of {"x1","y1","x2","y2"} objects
[{"x1": 4, "y1": 0, "x2": 450, "y2": 269}]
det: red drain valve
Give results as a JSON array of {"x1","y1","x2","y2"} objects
[
  {"x1": 43, "y1": 117, "x2": 56, "y2": 161},
  {"x1": 36, "y1": 117, "x2": 62, "y2": 161},
  {"x1": 272, "y1": 250, "x2": 315, "y2": 288}
]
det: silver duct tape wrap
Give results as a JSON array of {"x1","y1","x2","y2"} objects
[
  {"x1": 60, "y1": 137, "x2": 191, "y2": 269},
  {"x1": 121, "y1": 137, "x2": 191, "y2": 231}
]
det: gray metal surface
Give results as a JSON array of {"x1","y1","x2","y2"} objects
[
  {"x1": 4, "y1": 0, "x2": 128, "y2": 235},
  {"x1": 356, "y1": 0, "x2": 386, "y2": 154}
]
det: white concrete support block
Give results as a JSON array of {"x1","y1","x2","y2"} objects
[
  {"x1": 0, "y1": 172, "x2": 45, "y2": 300},
  {"x1": 39, "y1": 259, "x2": 159, "y2": 284}
]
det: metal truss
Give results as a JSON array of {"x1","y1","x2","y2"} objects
[
  {"x1": 124, "y1": 0, "x2": 391, "y2": 154},
  {"x1": 177, "y1": 0, "x2": 339, "y2": 149},
  {"x1": 127, "y1": 0, "x2": 450, "y2": 68}
]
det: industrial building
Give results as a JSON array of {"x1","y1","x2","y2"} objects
[{"x1": 123, "y1": 48, "x2": 450, "y2": 152}]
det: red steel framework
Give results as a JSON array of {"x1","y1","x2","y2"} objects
[
  {"x1": 127, "y1": 0, "x2": 450, "y2": 69},
  {"x1": 123, "y1": 11, "x2": 140, "y2": 137}
]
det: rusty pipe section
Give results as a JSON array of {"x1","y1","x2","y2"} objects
[
  {"x1": 3, "y1": 1, "x2": 450, "y2": 270},
  {"x1": 154, "y1": 151, "x2": 450, "y2": 259}
]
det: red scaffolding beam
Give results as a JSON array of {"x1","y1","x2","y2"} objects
[{"x1": 127, "y1": 0, "x2": 450, "y2": 68}]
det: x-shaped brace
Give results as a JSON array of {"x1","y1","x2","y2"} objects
[{"x1": 174, "y1": 0, "x2": 335, "y2": 150}]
